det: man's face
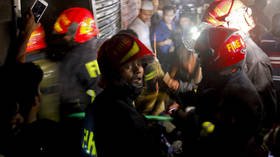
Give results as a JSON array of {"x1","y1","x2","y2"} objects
[
  {"x1": 139, "y1": 9, "x2": 154, "y2": 23},
  {"x1": 179, "y1": 17, "x2": 193, "y2": 29},
  {"x1": 152, "y1": 0, "x2": 159, "y2": 11},
  {"x1": 119, "y1": 59, "x2": 144, "y2": 88},
  {"x1": 163, "y1": 10, "x2": 175, "y2": 24}
]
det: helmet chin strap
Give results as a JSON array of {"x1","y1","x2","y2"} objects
[{"x1": 67, "y1": 22, "x2": 79, "y2": 42}]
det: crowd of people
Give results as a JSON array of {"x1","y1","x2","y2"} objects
[{"x1": 1, "y1": 0, "x2": 280, "y2": 157}]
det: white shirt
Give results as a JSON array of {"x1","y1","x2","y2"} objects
[{"x1": 129, "y1": 17, "x2": 152, "y2": 51}]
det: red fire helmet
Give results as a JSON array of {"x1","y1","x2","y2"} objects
[
  {"x1": 195, "y1": 27, "x2": 246, "y2": 72},
  {"x1": 26, "y1": 24, "x2": 47, "y2": 53},
  {"x1": 53, "y1": 7, "x2": 99, "y2": 43},
  {"x1": 97, "y1": 33, "x2": 154, "y2": 76},
  {"x1": 202, "y1": 0, "x2": 247, "y2": 26}
]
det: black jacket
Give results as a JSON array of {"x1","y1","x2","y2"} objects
[
  {"x1": 185, "y1": 70, "x2": 264, "y2": 157},
  {"x1": 82, "y1": 85, "x2": 162, "y2": 157},
  {"x1": 10, "y1": 119, "x2": 62, "y2": 157},
  {"x1": 59, "y1": 38, "x2": 103, "y2": 113},
  {"x1": 244, "y1": 36, "x2": 278, "y2": 127}
]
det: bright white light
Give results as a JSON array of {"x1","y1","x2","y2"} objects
[{"x1": 190, "y1": 26, "x2": 200, "y2": 40}]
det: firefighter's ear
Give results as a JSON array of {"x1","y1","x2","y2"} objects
[
  {"x1": 208, "y1": 48, "x2": 215, "y2": 57},
  {"x1": 33, "y1": 95, "x2": 41, "y2": 107},
  {"x1": 201, "y1": 48, "x2": 215, "y2": 59},
  {"x1": 204, "y1": 48, "x2": 215, "y2": 58}
]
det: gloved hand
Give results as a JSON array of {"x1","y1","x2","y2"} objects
[{"x1": 200, "y1": 121, "x2": 215, "y2": 137}]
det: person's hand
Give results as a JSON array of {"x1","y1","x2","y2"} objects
[
  {"x1": 163, "y1": 72, "x2": 180, "y2": 91},
  {"x1": 17, "y1": 9, "x2": 40, "y2": 63},
  {"x1": 23, "y1": 9, "x2": 40, "y2": 36},
  {"x1": 167, "y1": 102, "x2": 180, "y2": 115},
  {"x1": 164, "y1": 38, "x2": 172, "y2": 45},
  {"x1": 169, "y1": 45, "x2": 175, "y2": 53}
]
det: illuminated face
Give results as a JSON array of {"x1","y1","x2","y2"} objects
[
  {"x1": 119, "y1": 59, "x2": 144, "y2": 88},
  {"x1": 139, "y1": 9, "x2": 154, "y2": 23}
]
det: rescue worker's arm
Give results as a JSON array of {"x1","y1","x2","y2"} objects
[
  {"x1": 17, "y1": 9, "x2": 39, "y2": 63},
  {"x1": 194, "y1": 66, "x2": 202, "y2": 84},
  {"x1": 163, "y1": 72, "x2": 180, "y2": 90},
  {"x1": 162, "y1": 72, "x2": 197, "y2": 94},
  {"x1": 79, "y1": 58, "x2": 102, "y2": 103}
]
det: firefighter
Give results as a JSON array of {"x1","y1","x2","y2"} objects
[
  {"x1": 118, "y1": 29, "x2": 167, "y2": 116},
  {"x1": 48, "y1": 7, "x2": 102, "y2": 118},
  {"x1": 202, "y1": 0, "x2": 278, "y2": 130},
  {"x1": 82, "y1": 33, "x2": 162, "y2": 157},
  {"x1": 134, "y1": 56, "x2": 166, "y2": 116},
  {"x1": 182, "y1": 27, "x2": 264, "y2": 157},
  {"x1": 47, "y1": 7, "x2": 102, "y2": 156}
]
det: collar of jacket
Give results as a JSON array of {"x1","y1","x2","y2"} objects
[{"x1": 105, "y1": 83, "x2": 142, "y2": 104}]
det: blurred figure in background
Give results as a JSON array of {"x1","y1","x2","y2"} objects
[
  {"x1": 250, "y1": 0, "x2": 270, "y2": 30},
  {"x1": 260, "y1": 12, "x2": 280, "y2": 52},
  {"x1": 129, "y1": 0, "x2": 154, "y2": 50},
  {"x1": 260, "y1": 13, "x2": 280, "y2": 91},
  {"x1": 173, "y1": 13, "x2": 196, "y2": 49},
  {"x1": 151, "y1": 5, "x2": 176, "y2": 72},
  {"x1": 249, "y1": 0, "x2": 270, "y2": 45}
]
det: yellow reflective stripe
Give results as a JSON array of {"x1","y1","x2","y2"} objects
[
  {"x1": 120, "y1": 41, "x2": 139, "y2": 63},
  {"x1": 85, "y1": 60, "x2": 101, "y2": 78},
  {"x1": 82, "y1": 128, "x2": 89, "y2": 148},
  {"x1": 88, "y1": 131, "x2": 97, "y2": 156},
  {"x1": 61, "y1": 14, "x2": 71, "y2": 25},
  {"x1": 54, "y1": 14, "x2": 71, "y2": 33},
  {"x1": 80, "y1": 18, "x2": 94, "y2": 35},
  {"x1": 86, "y1": 89, "x2": 96, "y2": 103},
  {"x1": 145, "y1": 70, "x2": 157, "y2": 81},
  {"x1": 82, "y1": 129, "x2": 97, "y2": 156},
  {"x1": 54, "y1": 21, "x2": 63, "y2": 32}
]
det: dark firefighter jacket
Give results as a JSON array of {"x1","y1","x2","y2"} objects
[
  {"x1": 82, "y1": 85, "x2": 162, "y2": 157},
  {"x1": 58, "y1": 38, "x2": 103, "y2": 114},
  {"x1": 190, "y1": 70, "x2": 264, "y2": 157},
  {"x1": 243, "y1": 35, "x2": 278, "y2": 127}
]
